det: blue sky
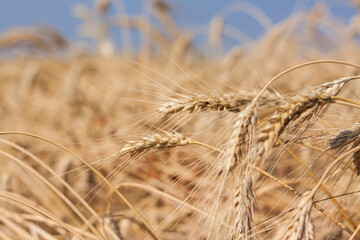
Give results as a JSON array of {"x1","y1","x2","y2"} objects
[{"x1": 0, "y1": 0, "x2": 357, "y2": 49}]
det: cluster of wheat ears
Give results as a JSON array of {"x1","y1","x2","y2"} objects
[
  {"x1": 1, "y1": 1, "x2": 360, "y2": 240},
  {"x1": 113, "y1": 67, "x2": 360, "y2": 240}
]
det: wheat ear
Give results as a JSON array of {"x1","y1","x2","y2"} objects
[
  {"x1": 233, "y1": 172, "x2": 256, "y2": 240},
  {"x1": 279, "y1": 191, "x2": 315, "y2": 240},
  {"x1": 255, "y1": 90, "x2": 335, "y2": 157},
  {"x1": 328, "y1": 123, "x2": 360, "y2": 149},
  {"x1": 220, "y1": 100, "x2": 258, "y2": 175},
  {"x1": 158, "y1": 92, "x2": 277, "y2": 114},
  {"x1": 220, "y1": 100, "x2": 258, "y2": 240},
  {"x1": 118, "y1": 131, "x2": 189, "y2": 157},
  {"x1": 328, "y1": 122, "x2": 360, "y2": 175}
]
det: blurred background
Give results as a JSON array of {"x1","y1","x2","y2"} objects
[{"x1": 1, "y1": 0, "x2": 359, "y2": 57}]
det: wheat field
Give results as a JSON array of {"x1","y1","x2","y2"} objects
[{"x1": 0, "y1": 1, "x2": 360, "y2": 240}]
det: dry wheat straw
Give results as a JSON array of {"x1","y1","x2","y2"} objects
[
  {"x1": 0, "y1": 131, "x2": 162, "y2": 240},
  {"x1": 4, "y1": 2, "x2": 360, "y2": 238}
]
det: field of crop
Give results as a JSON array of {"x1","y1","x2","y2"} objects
[{"x1": 0, "y1": 1, "x2": 360, "y2": 239}]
